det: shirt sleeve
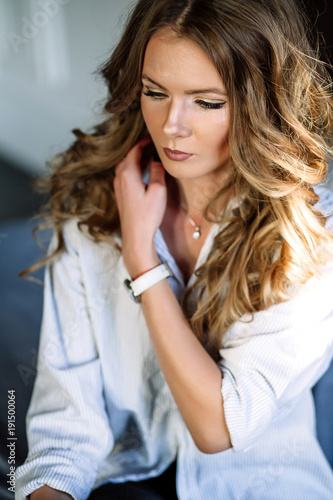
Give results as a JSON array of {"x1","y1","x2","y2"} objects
[
  {"x1": 218, "y1": 258, "x2": 333, "y2": 453},
  {"x1": 15, "y1": 220, "x2": 114, "y2": 500}
]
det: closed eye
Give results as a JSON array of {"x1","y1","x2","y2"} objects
[{"x1": 142, "y1": 88, "x2": 226, "y2": 110}]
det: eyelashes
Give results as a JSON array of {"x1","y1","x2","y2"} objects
[{"x1": 142, "y1": 89, "x2": 226, "y2": 110}]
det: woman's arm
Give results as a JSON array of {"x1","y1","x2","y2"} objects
[
  {"x1": 140, "y1": 277, "x2": 231, "y2": 453},
  {"x1": 16, "y1": 220, "x2": 114, "y2": 499},
  {"x1": 30, "y1": 486, "x2": 73, "y2": 499},
  {"x1": 114, "y1": 141, "x2": 231, "y2": 453}
]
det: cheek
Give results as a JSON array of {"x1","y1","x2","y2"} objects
[
  {"x1": 214, "y1": 116, "x2": 230, "y2": 153},
  {"x1": 216, "y1": 134, "x2": 230, "y2": 160},
  {"x1": 201, "y1": 121, "x2": 229, "y2": 156},
  {"x1": 141, "y1": 101, "x2": 160, "y2": 135}
]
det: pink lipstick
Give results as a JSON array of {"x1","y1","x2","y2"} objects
[{"x1": 163, "y1": 148, "x2": 193, "y2": 161}]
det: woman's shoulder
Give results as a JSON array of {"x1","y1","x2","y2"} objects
[
  {"x1": 49, "y1": 217, "x2": 122, "y2": 271},
  {"x1": 62, "y1": 218, "x2": 121, "y2": 246}
]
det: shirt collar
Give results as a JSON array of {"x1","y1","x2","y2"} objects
[{"x1": 154, "y1": 222, "x2": 221, "y2": 289}]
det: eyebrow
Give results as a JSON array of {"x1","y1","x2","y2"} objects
[{"x1": 141, "y1": 75, "x2": 227, "y2": 97}]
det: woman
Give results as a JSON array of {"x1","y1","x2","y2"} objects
[{"x1": 16, "y1": 0, "x2": 333, "y2": 499}]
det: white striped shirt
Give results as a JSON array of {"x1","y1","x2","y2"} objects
[{"x1": 16, "y1": 186, "x2": 333, "y2": 500}]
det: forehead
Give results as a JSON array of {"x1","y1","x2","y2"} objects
[{"x1": 142, "y1": 27, "x2": 225, "y2": 91}]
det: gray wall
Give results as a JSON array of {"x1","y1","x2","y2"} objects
[{"x1": 0, "y1": 0, "x2": 134, "y2": 174}]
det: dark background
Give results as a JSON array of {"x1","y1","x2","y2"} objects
[{"x1": 304, "y1": 0, "x2": 333, "y2": 69}]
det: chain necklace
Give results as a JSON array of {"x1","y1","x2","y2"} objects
[{"x1": 178, "y1": 202, "x2": 210, "y2": 239}]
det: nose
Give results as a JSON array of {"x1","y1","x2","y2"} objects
[{"x1": 162, "y1": 99, "x2": 191, "y2": 140}]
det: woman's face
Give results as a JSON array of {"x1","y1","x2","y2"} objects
[{"x1": 141, "y1": 27, "x2": 231, "y2": 184}]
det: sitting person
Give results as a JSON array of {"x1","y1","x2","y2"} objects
[{"x1": 16, "y1": 0, "x2": 333, "y2": 498}]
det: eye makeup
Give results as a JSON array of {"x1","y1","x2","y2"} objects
[{"x1": 142, "y1": 87, "x2": 226, "y2": 110}]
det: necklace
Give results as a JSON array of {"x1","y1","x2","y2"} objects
[{"x1": 178, "y1": 203, "x2": 209, "y2": 239}]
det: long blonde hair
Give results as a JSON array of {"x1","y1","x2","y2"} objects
[{"x1": 26, "y1": 0, "x2": 333, "y2": 358}]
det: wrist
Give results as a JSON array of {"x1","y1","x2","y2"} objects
[
  {"x1": 123, "y1": 245, "x2": 160, "y2": 279},
  {"x1": 132, "y1": 263, "x2": 160, "y2": 280}
]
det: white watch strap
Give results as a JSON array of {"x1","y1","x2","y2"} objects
[{"x1": 125, "y1": 262, "x2": 173, "y2": 302}]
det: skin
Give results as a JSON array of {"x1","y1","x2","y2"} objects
[
  {"x1": 30, "y1": 27, "x2": 232, "y2": 500},
  {"x1": 30, "y1": 486, "x2": 73, "y2": 499}
]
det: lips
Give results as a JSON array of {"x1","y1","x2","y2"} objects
[
  {"x1": 168, "y1": 148, "x2": 188, "y2": 154},
  {"x1": 163, "y1": 148, "x2": 193, "y2": 162}
]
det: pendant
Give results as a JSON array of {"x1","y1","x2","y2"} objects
[{"x1": 192, "y1": 227, "x2": 201, "y2": 239}]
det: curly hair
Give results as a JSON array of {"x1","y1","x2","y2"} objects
[{"x1": 25, "y1": 0, "x2": 333, "y2": 359}]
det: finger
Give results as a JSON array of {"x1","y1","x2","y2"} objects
[
  {"x1": 148, "y1": 160, "x2": 166, "y2": 187},
  {"x1": 115, "y1": 138, "x2": 152, "y2": 183},
  {"x1": 126, "y1": 138, "x2": 152, "y2": 170},
  {"x1": 114, "y1": 156, "x2": 127, "y2": 177}
]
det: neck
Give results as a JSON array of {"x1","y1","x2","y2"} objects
[{"x1": 166, "y1": 173, "x2": 231, "y2": 219}]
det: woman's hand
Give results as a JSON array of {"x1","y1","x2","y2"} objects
[
  {"x1": 30, "y1": 486, "x2": 73, "y2": 499},
  {"x1": 113, "y1": 139, "x2": 167, "y2": 278}
]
